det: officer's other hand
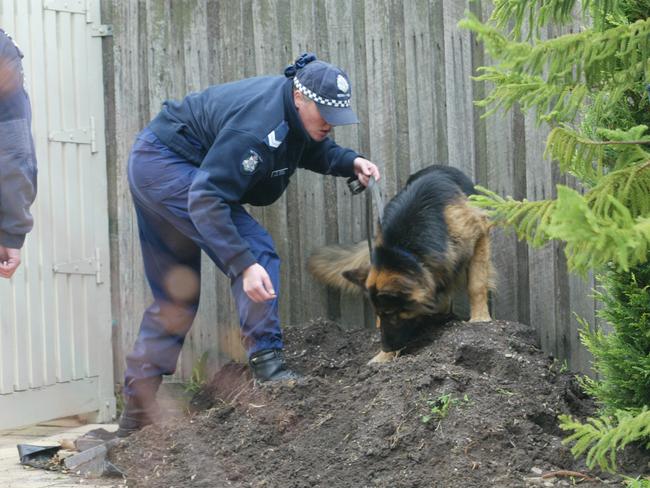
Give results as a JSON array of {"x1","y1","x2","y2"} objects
[
  {"x1": 243, "y1": 263, "x2": 277, "y2": 303},
  {"x1": 353, "y1": 157, "x2": 381, "y2": 187},
  {"x1": 0, "y1": 246, "x2": 21, "y2": 279}
]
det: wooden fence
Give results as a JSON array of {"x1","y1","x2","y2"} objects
[{"x1": 101, "y1": 0, "x2": 596, "y2": 384}]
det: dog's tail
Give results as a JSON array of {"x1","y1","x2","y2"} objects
[{"x1": 308, "y1": 241, "x2": 370, "y2": 294}]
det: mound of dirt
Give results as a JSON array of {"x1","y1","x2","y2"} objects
[{"x1": 110, "y1": 318, "x2": 648, "y2": 487}]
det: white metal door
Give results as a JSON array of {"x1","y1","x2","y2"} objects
[{"x1": 0, "y1": 0, "x2": 114, "y2": 429}]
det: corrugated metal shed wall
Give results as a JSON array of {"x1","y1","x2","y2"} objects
[
  {"x1": 0, "y1": 0, "x2": 114, "y2": 428},
  {"x1": 103, "y1": 0, "x2": 596, "y2": 384}
]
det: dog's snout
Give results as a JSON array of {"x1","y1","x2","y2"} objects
[{"x1": 379, "y1": 315, "x2": 415, "y2": 351}]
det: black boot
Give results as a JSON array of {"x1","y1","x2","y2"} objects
[
  {"x1": 249, "y1": 349, "x2": 300, "y2": 383},
  {"x1": 116, "y1": 376, "x2": 162, "y2": 438}
]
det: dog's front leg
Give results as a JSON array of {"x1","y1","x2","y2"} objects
[
  {"x1": 467, "y1": 232, "x2": 492, "y2": 322},
  {"x1": 368, "y1": 350, "x2": 397, "y2": 364}
]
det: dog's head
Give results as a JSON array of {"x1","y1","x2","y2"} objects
[{"x1": 342, "y1": 246, "x2": 446, "y2": 351}]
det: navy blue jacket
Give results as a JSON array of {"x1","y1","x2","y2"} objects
[
  {"x1": 148, "y1": 76, "x2": 359, "y2": 277},
  {"x1": 0, "y1": 29, "x2": 37, "y2": 249}
]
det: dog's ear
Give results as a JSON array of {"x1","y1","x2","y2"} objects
[{"x1": 342, "y1": 266, "x2": 370, "y2": 289}]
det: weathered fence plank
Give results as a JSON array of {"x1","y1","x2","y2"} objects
[{"x1": 326, "y1": 0, "x2": 369, "y2": 329}]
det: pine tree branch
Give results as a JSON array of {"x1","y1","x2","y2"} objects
[
  {"x1": 545, "y1": 126, "x2": 606, "y2": 184},
  {"x1": 545, "y1": 125, "x2": 650, "y2": 183},
  {"x1": 550, "y1": 186, "x2": 650, "y2": 273},
  {"x1": 460, "y1": 15, "x2": 650, "y2": 88},
  {"x1": 489, "y1": 0, "x2": 621, "y2": 39},
  {"x1": 461, "y1": 15, "x2": 648, "y2": 123},
  {"x1": 560, "y1": 408, "x2": 650, "y2": 473},
  {"x1": 470, "y1": 188, "x2": 556, "y2": 246},
  {"x1": 472, "y1": 180, "x2": 650, "y2": 274},
  {"x1": 473, "y1": 67, "x2": 592, "y2": 123},
  {"x1": 586, "y1": 140, "x2": 650, "y2": 145},
  {"x1": 491, "y1": 0, "x2": 579, "y2": 39}
]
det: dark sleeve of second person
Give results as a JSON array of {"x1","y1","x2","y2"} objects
[
  {"x1": 188, "y1": 129, "x2": 271, "y2": 278},
  {"x1": 0, "y1": 32, "x2": 37, "y2": 250},
  {"x1": 298, "y1": 137, "x2": 359, "y2": 177}
]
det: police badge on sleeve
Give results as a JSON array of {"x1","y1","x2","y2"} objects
[{"x1": 241, "y1": 149, "x2": 262, "y2": 174}]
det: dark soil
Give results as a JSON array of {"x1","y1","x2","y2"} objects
[{"x1": 110, "y1": 318, "x2": 649, "y2": 487}]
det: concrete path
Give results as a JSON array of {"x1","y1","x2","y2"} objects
[{"x1": 0, "y1": 419, "x2": 123, "y2": 488}]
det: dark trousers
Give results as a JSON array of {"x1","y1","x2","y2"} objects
[{"x1": 124, "y1": 128, "x2": 282, "y2": 394}]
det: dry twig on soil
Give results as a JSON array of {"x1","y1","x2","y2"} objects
[{"x1": 542, "y1": 470, "x2": 597, "y2": 481}]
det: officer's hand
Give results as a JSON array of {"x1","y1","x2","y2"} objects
[
  {"x1": 0, "y1": 246, "x2": 21, "y2": 279},
  {"x1": 353, "y1": 157, "x2": 381, "y2": 187},
  {"x1": 242, "y1": 263, "x2": 277, "y2": 303}
]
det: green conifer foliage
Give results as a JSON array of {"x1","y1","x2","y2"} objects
[
  {"x1": 581, "y1": 264, "x2": 650, "y2": 410},
  {"x1": 461, "y1": 0, "x2": 650, "y2": 477},
  {"x1": 459, "y1": 0, "x2": 650, "y2": 275},
  {"x1": 559, "y1": 408, "x2": 650, "y2": 472}
]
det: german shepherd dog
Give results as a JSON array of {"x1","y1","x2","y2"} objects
[{"x1": 308, "y1": 165, "x2": 495, "y2": 363}]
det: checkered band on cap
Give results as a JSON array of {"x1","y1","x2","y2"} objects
[{"x1": 293, "y1": 76, "x2": 351, "y2": 108}]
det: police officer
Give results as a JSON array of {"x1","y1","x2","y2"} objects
[
  {"x1": 0, "y1": 29, "x2": 37, "y2": 279},
  {"x1": 118, "y1": 53, "x2": 380, "y2": 436}
]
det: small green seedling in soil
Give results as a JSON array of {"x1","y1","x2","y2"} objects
[
  {"x1": 559, "y1": 359, "x2": 569, "y2": 374},
  {"x1": 421, "y1": 393, "x2": 471, "y2": 424},
  {"x1": 549, "y1": 358, "x2": 570, "y2": 375}
]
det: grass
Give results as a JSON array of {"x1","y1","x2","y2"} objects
[
  {"x1": 184, "y1": 352, "x2": 209, "y2": 395},
  {"x1": 421, "y1": 393, "x2": 472, "y2": 424},
  {"x1": 496, "y1": 387, "x2": 515, "y2": 397},
  {"x1": 549, "y1": 358, "x2": 570, "y2": 375},
  {"x1": 625, "y1": 477, "x2": 650, "y2": 488}
]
